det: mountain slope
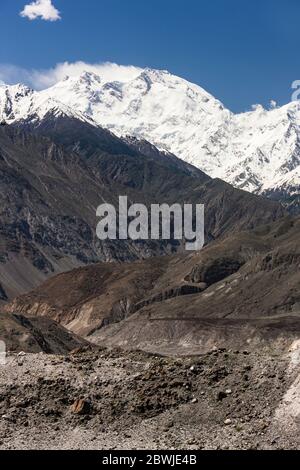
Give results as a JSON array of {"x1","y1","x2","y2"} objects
[
  {"x1": 6, "y1": 217, "x2": 300, "y2": 347},
  {"x1": 0, "y1": 115, "x2": 284, "y2": 299},
  {"x1": 0, "y1": 312, "x2": 88, "y2": 353},
  {"x1": 1, "y1": 68, "x2": 298, "y2": 211}
]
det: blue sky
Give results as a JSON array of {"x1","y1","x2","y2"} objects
[{"x1": 1, "y1": 0, "x2": 300, "y2": 112}]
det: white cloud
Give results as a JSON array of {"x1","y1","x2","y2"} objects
[
  {"x1": 20, "y1": 0, "x2": 61, "y2": 22},
  {"x1": 0, "y1": 62, "x2": 143, "y2": 90}
]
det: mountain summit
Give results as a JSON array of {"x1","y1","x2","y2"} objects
[{"x1": 0, "y1": 66, "x2": 299, "y2": 210}]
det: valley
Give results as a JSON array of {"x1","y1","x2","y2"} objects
[
  {"x1": 0, "y1": 67, "x2": 299, "y2": 451},
  {"x1": 0, "y1": 118, "x2": 284, "y2": 300}
]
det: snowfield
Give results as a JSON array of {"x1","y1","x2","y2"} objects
[{"x1": 1, "y1": 66, "x2": 299, "y2": 197}]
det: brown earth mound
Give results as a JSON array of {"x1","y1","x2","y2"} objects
[
  {"x1": 0, "y1": 312, "x2": 88, "y2": 354},
  {"x1": 5, "y1": 217, "x2": 300, "y2": 355}
]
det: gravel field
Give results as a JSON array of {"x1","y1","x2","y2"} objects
[{"x1": 1, "y1": 345, "x2": 300, "y2": 450}]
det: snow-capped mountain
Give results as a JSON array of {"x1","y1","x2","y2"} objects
[
  {"x1": 1, "y1": 67, "x2": 299, "y2": 205},
  {"x1": 0, "y1": 82, "x2": 96, "y2": 127}
]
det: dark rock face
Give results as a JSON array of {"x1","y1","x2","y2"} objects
[
  {"x1": 262, "y1": 187, "x2": 300, "y2": 215},
  {"x1": 187, "y1": 257, "x2": 244, "y2": 285},
  {"x1": 131, "y1": 284, "x2": 206, "y2": 315},
  {"x1": 0, "y1": 283, "x2": 7, "y2": 301}
]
